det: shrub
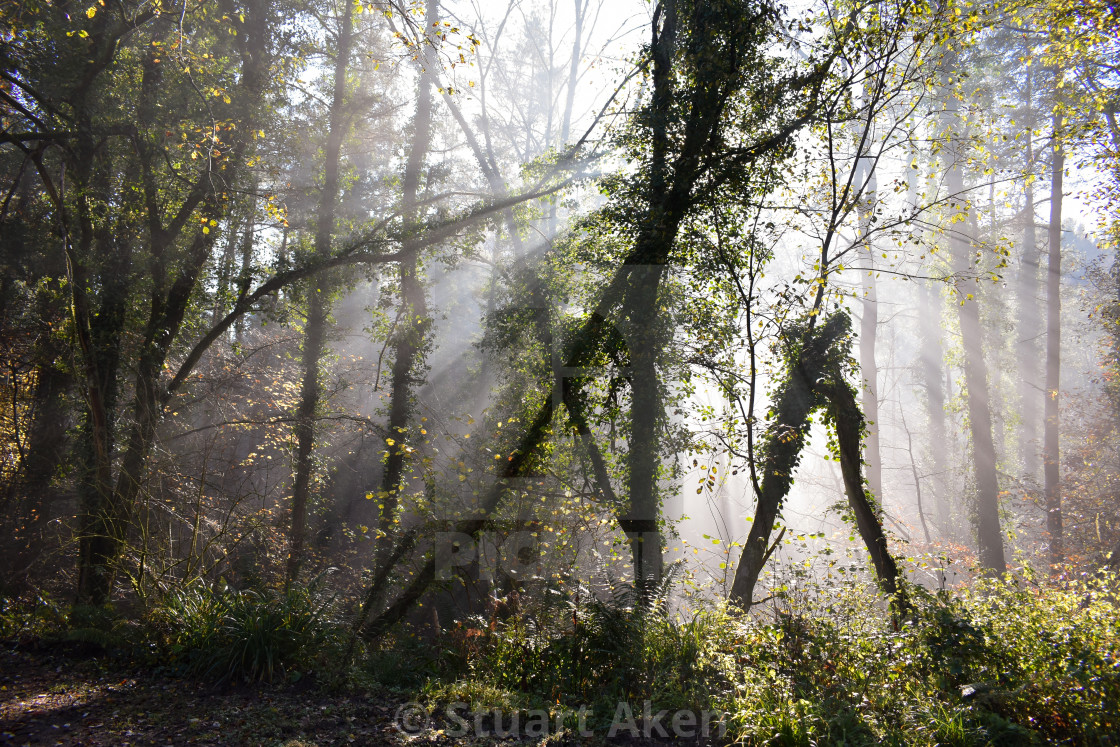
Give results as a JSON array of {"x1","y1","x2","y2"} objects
[
  {"x1": 1, "y1": 593, "x2": 134, "y2": 652},
  {"x1": 464, "y1": 565, "x2": 736, "y2": 720},
  {"x1": 0, "y1": 591, "x2": 68, "y2": 642}
]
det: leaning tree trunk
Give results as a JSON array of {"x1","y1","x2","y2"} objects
[
  {"x1": 727, "y1": 319, "x2": 832, "y2": 607},
  {"x1": 729, "y1": 313, "x2": 906, "y2": 611},
  {"x1": 819, "y1": 377, "x2": 907, "y2": 613}
]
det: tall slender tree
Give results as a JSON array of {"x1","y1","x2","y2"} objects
[
  {"x1": 1044, "y1": 109, "x2": 1064, "y2": 565},
  {"x1": 287, "y1": 0, "x2": 356, "y2": 587},
  {"x1": 941, "y1": 49, "x2": 1006, "y2": 573},
  {"x1": 374, "y1": 0, "x2": 437, "y2": 575}
]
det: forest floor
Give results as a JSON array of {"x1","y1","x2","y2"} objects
[
  {"x1": 0, "y1": 645, "x2": 418, "y2": 747},
  {"x1": 0, "y1": 646, "x2": 678, "y2": 746}
]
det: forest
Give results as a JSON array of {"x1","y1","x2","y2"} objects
[{"x1": 1, "y1": 0, "x2": 1119, "y2": 744}]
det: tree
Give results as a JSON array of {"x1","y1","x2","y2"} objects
[
  {"x1": 0, "y1": 0, "x2": 564, "y2": 603},
  {"x1": 286, "y1": 0, "x2": 356, "y2": 587},
  {"x1": 939, "y1": 38, "x2": 1006, "y2": 574},
  {"x1": 373, "y1": 0, "x2": 437, "y2": 580},
  {"x1": 724, "y1": 0, "x2": 955, "y2": 607},
  {"x1": 1044, "y1": 105, "x2": 1064, "y2": 566},
  {"x1": 0, "y1": 0, "x2": 286, "y2": 603},
  {"x1": 353, "y1": 0, "x2": 832, "y2": 638}
]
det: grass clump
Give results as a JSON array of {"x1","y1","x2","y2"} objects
[{"x1": 148, "y1": 575, "x2": 340, "y2": 684}]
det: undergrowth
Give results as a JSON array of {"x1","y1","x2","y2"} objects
[
  {"x1": 415, "y1": 572, "x2": 1120, "y2": 745},
  {"x1": 2, "y1": 573, "x2": 344, "y2": 685},
  {"x1": 3, "y1": 569, "x2": 1118, "y2": 744}
]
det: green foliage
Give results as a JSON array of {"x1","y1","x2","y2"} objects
[
  {"x1": 725, "y1": 576, "x2": 1120, "y2": 745},
  {"x1": 63, "y1": 603, "x2": 135, "y2": 651},
  {"x1": 459, "y1": 566, "x2": 734, "y2": 722},
  {"x1": 148, "y1": 576, "x2": 340, "y2": 684},
  {"x1": 425, "y1": 573, "x2": 1119, "y2": 745},
  {"x1": 0, "y1": 592, "x2": 68, "y2": 642},
  {"x1": 0, "y1": 594, "x2": 141, "y2": 652},
  {"x1": 361, "y1": 631, "x2": 466, "y2": 691}
]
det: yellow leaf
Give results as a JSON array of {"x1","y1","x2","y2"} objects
[{"x1": 87, "y1": 6, "x2": 96, "y2": 18}]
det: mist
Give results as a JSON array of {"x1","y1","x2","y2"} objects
[{"x1": 2, "y1": 0, "x2": 1119, "y2": 741}]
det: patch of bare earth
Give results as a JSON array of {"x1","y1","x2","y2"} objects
[{"x1": 0, "y1": 648, "x2": 411, "y2": 746}]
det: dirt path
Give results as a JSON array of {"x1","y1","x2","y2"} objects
[
  {"x1": 0, "y1": 647, "x2": 409, "y2": 746},
  {"x1": 0, "y1": 647, "x2": 691, "y2": 746}
]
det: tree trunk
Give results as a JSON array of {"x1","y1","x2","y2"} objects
[
  {"x1": 17, "y1": 364, "x2": 68, "y2": 500},
  {"x1": 14, "y1": 275, "x2": 72, "y2": 543},
  {"x1": 287, "y1": 1, "x2": 354, "y2": 587},
  {"x1": 821, "y1": 378, "x2": 907, "y2": 612},
  {"x1": 942, "y1": 62, "x2": 1005, "y2": 574},
  {"x1": 288, "y1": 291, "x2": 328, "y2": 587},
  {"x1": 956, "y1": 228, "x2": 1005, "y2": 573},
  {"x1": 373, "y1": 0, "x2": 437, "y2": 577},
  {"x1": 1017, "y1": 67, "x2": 1042, "y2": 481},
  {"x1": 727, "y1": 325, "x2": 823, "y2": 606},
  {"x1": 374, "y1": 257, "x2": 430, "y2": 568},
  {"x1": 548, "y1": 0, "x2": 585, "y2": 234},
  {"x1": 729, "y1": 313, "x2": 906, "y2": 610},
  {"x1": 625, "y1": 265, "x2": 666, "y2": 590},
  {"x1": 9, "y1": 356, "x2": 71, "y2": 580},
  {"x1": 74, "y1": 152, "x2": 132, "y2": 605},
  {"x1": 910, "y1": 152, "x2": 951, "y2": 537},
  {"x1": 919, "y1": 279, "x2": 951, "y2": 533},
  {"x1": 1044, "y1": 115, "x2": 1063, "y2": 567},
  {"x1": 859, "y1": 169, "x2": 882, "y2": 505},
  {"x1": 617, "y1": 0, "x2": 678, "y2": 592}
]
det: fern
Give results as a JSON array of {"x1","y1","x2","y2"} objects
[{"x1": 63, "y1": 626, "x2": 122, "y2": 650}]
